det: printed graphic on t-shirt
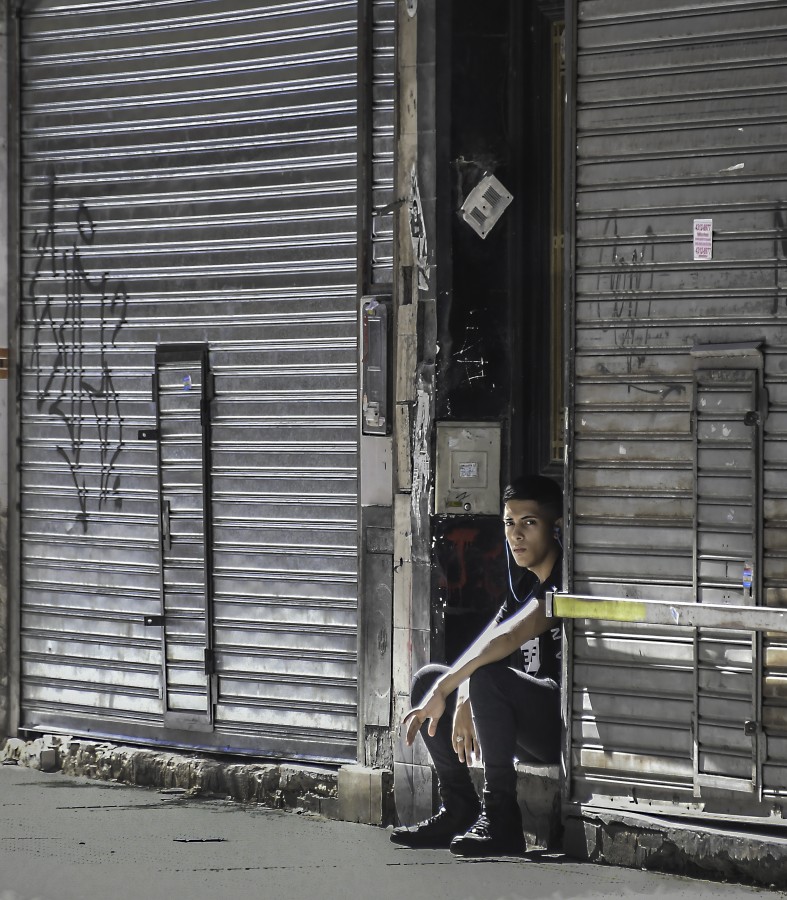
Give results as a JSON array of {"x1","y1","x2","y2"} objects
[{"x1": 521, "y1": 638, "x2": 540, "y2": 674}]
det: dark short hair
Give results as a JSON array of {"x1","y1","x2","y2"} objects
[{"x1": 502, "y1": 475, "x2": 563, "y2": 521}]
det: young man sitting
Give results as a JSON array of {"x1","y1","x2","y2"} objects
[{"x1": 391, "y1": 475, "x2": 563, "y2": 857}]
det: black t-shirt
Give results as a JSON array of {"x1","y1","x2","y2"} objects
[{"x1": 494, "y1": 556, "x2": 563, "y2": 682}]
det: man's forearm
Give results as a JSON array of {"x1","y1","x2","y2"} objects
[{"x1": 432, "y1": 602, "x2": 539, "y2": 700}]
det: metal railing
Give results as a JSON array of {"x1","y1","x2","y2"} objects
[{"x1": 546, "y1": 592, "x2": 787, "y2": 633}]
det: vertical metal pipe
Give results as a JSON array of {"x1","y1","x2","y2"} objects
[
  {"x1": 3, "y1": 0, "x2": 20, "y2": 741},
  {"x1": 560, "y1": 0, "x2": 579, "y2": 808}
]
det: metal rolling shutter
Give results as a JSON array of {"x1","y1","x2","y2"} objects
[
  {"x1": 569, "y1": 0, "x2": 787, "y2": 811},
  {"x1": 19, "y1": 0, "x2": 360, "y2": 762}
]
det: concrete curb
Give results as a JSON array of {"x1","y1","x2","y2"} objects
[
  {"x1": 8, "y1": 736, "x2": 783, "y2": 886},
  {"x1": 565, "y1": 807, "x2": 787, "y2": 890},
  {"x1": 0, "y1": 736, "x2": 394, "y2": 827}
]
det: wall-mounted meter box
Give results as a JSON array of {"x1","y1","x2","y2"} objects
[
  {"x1": 435, "y1": 422, "x2": 501, "y2": 515},
  {"x1": 361, "y1": 297, "x2": 390, "y2": 435}
]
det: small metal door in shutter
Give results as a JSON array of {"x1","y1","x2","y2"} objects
[
  {"x1": 692, "y1": 346, "x2": 765, "y2": 793},
  {"x1": 152, "y1": 345, "x2": 214, "y2": 731}
]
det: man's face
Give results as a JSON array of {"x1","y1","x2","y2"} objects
[{"x1": 503, "y1": 499, "x2": 557, "y2": 575}]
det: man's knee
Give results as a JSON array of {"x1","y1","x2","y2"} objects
[
  {"x1": 410, "y1": 663, "x2": 449, "y2": 706},
  {"x1": 468, "y1": 662, "x2": 508, "y2": 704}
]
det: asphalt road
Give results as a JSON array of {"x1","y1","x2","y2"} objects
[{"x1": 0, "y1": 765, "x2": 782, "y2": 900}]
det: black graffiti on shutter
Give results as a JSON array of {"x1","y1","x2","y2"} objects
[
  {"x1": 598, "y1": 215, "x2": 657, "y2": 375},
  {"x1": 28, "y1": 174, "x2": 128, "y2": 532}
]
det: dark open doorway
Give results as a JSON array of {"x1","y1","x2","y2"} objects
[{"x1": 433, "y1": 0, "x2": 566, "y2": 662}]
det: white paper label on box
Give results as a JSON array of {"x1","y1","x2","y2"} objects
[
  {"x1": 458, "y1": 461, "x2": 479, "y2": 479},
  {"x1": 694, "y1": 219, "x2": 713, "y2": 261}
]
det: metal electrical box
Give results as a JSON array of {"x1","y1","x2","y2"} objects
[
  {"x1": 435, "y1": 422, "x2": 501, "y2": 515},
  {"x1": 361, "y1": 297, "x2": 389, "y2": 435}
]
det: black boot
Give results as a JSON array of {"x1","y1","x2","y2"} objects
[
  {"x1": 391, "y1": 785, "x2": 481, "y2": 850},
  {"x1": 449, "y1": 790, "x2": 525, "y2": 857}
]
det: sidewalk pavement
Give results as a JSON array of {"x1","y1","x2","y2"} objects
[{"x1": 0, "y1": 765, "x2": 779, "y2": 900}]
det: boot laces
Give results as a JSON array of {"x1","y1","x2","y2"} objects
[
  {"x1": 465, "y1": 809, "x2": 492, "y2": 838},
  {"x1": 412, "y1": 807, "x2": 455, "y2": 833},
  {"x1": 426, "y1": 808, "x2": 452, "y2": 827}
]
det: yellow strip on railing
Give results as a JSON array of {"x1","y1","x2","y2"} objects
[
  {"x1": 552, "y1": 597, "x2": 647, "y2": 624},
  {"x1": 547, "y1": 592, "x2": 787, "y2": 633}
]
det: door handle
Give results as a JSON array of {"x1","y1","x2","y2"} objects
[{"x1": 162, "y1": 500, "x2": 171, "y2": 551}]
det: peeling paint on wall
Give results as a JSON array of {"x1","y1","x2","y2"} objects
[
  {"x1": 409, "y1": 164, "x2": 430, "y2": 290},
  {"x1": 411, "y1": 386, "x2": 431, "y2": 527}
]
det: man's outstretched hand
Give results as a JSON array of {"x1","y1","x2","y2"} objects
[{"x1": 402, "y1": 685, "x2": 447, "y2": 746}]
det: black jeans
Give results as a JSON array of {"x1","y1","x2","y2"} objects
[{"x1": 411, "y1": 661, "x2": 561, "y2": 797}]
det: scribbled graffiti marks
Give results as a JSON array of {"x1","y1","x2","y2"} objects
[
  {"x1": 454, "y1": 308, "x2": 487, "y2": 384},
  {"x1": 28, "y1": 175, "x2": 128, "y2": 532},
  {"x1": 598, "y1": 217, "x2": 657, "y2": 374}
]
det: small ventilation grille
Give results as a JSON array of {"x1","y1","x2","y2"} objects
[{"x1": 461, "y1": 174, "x2": 513, "y2": 239}]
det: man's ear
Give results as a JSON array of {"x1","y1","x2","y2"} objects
[{"x1": 553, "y1": 517, "x2": 564, "y2": 539}]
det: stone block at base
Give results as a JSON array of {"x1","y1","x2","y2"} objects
[
  {"x1": 392, "y1": 761, "x2": 434, "y2": 827},
  {"x1": 337, "y1": 764, "x2": 394, "y2": 826}
]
